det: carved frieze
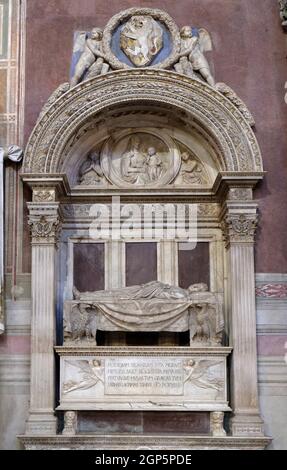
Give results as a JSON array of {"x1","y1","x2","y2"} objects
[
  {"x1": 227, "y1": 188, "x2": 253, "y2": 201},
  {"x1": 33, "y1": 189, "x2": 56, "y2": 203},
  {"x1": 215, "y1": 83, "x2": 255, "y2": 127}
]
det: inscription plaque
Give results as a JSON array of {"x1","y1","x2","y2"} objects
[{"x1": 105, "y1": 357, "x2": 184, "y2": 396}]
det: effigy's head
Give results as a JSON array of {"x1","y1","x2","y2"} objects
[{"x1": 188, "y1": 283, "x2": 208, "y2": 293}]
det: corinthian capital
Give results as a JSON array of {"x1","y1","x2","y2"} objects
[
  {"x1": 222, "y1": 213, "x2": 258, "y2": 246},
  {"x1": 28, "y1": 203, "x2": 61, "y2": 244},
  {"x1": 28, "y1": 215, "x2": 60, "y2": 244}
]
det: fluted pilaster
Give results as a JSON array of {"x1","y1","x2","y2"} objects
[
  {"x1": 25, "y1": 199, "x2": 61, "y2": 435},
  {"x1": 222, "y1": 202, "x2": 264, "y2": 437}
]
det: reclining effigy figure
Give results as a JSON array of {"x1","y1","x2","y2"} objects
[{"x1": 64, "y1": 281, "x2": 224, "y2": 346}]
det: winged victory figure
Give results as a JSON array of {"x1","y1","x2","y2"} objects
[
  {"x1": 184, "y1": 359, "x2": 224, "y2": 396},
  {"x1": 63, "y1": 359, "x2": 104, "y2": 394}
]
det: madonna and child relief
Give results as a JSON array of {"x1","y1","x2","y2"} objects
[{"x1": 77, "y1": 132, "x2": 208, "y2": 189}]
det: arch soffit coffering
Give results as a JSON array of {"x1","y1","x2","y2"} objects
[{"x1": 22, "y1": 69, "x2": 263, "y2": 175}]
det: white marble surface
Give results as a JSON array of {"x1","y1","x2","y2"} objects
[{"x1": 56, "y1": 347, "x2": 231, "y2": 412}]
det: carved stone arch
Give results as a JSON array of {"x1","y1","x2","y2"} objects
[{"x1": 22, "y1": 70, "x2": 263, "y2": 176}]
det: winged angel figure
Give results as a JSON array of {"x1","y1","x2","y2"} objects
[
  {"x1": 184, "y1": 359, "x2": 224, "y2": 396},
  {"x1": 175, "y1": 26, "x2": 215, "y2": 86},
  {"x1": 63, "y1": 360, "x2": 104, "y2": 394}
]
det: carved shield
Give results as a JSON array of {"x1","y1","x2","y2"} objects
[{"x1": 120, "y1": 15, "x2": 163, "y2": 67}]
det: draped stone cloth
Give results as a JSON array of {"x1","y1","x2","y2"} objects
[{"x1": 69, "y1": 281, "x2": 224, "y2": 333}]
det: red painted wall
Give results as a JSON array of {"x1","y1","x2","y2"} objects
[{"x1": 24, "y1": 0, "x2": 287, "y2": 273}]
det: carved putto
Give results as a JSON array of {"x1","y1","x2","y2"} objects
[
  {"x1": 120, "y1": 15, "x2": 163, "y2": 66},
  {"x1": 70, "y1": 28, "x2": 109, "y2": 87},
  {"x1": 175, "y1": 27, "x2": 215, "y2": 86},
  {"x1": 69, "y1": 8, "x2": 215, "y2": 87}
]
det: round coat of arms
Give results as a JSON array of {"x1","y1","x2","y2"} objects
[{"x1": 102, "y1": 8, "x2": 181, "y2": 70}]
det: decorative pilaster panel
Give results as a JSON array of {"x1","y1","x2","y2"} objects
[
  {"x1": 158, "y1": 240, "x2": 178, "y2": 345},
  {"x1": 158, "y1": 240, "x2": 177, "y2": 285},
  {"x1": 222, "y1": 202, "x2": 264, "y2": 436},
  {"x1": 25, "y1": 199, "x2": 61, "y2": 435}
]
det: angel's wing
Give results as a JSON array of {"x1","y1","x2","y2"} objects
[
  {"x1": 192, "y1": 360, "x2": 221, "y2": 379},
  {"x1": 189, "y1": 317, "x2": 198, "y2": 341},
  {"x1": 66, "y1": 360, "x2": 93, "y2": 375},
  {"x1": 198, "y1": 28, "x2": 213, "y2": 53},
  {"x1": 72, "y1": 32, "x2": 87, "y2": 54}
]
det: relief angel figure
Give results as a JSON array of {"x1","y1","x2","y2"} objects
[
  {"x1": 63, "y1": 360, "x2": 104, "y2": 394},
  {"x1": 79, "y1": 151, "x2": 104, "y2": 186},
  {"x1": 183, "y1": 359, "x2": 224, "y2": 396},
  {"x1": 175, "y1": 26, "x2": 215, "y2": 86},
  {"x1": 70, "y1": 28, "x2": 109, "y2": 87},
  {"x1": 180, "y1": 151, "x2": 206, "y2": 185}
]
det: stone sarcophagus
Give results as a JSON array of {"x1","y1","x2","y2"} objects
[
  {"x1": 56, "y1": 281, "x2": 231, "y2": 437},
  {"x1": 56, "y1": 347, "x2": 231, "y2": 414}
]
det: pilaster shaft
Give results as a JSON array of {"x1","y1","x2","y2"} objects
[
  {"x1": 222, "y1": 202, "x2": 264, "y2": 437},
  {"x1": 26, "y1": 199, "x2": 61, "y2": 435}
]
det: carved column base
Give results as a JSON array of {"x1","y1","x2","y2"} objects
[
  {"x1": 231, "y1": 413, "x2": 265, "y2": 437},
  {"x1": 25, "y1": 412, "x2": 57, "y2": 435}
]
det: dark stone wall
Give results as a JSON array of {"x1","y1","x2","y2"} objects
[
  {"x1": 78, "y1": 411, "x2": 210, "y2": 434},
  {"x1": 74, "y1": 243, "x2": 105, "y2": 291},
  {"x1": 24, "y1": 0, "x2": 287, "y2": 273},
  {"x1": 178, "y1": 242, "x2": 210, "y2": 289},
  {"x1": 125, "y1": 242, "x2": 158, "y2": 286}
]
